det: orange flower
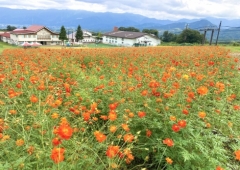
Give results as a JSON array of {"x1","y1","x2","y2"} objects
[
  {"x1": 94, "y1": 131, "x2": 107, "y2": 143},
  {"x1": 57, "y1": 125, "x2": 73, "y2": 140},
  {"x1": 108, "y1": 110, "x2": 117, "y2": 121},
  {"x1": 50, "y1": 148, "x2": 65, "y2": 163},
  {"x1": 128, "y1": 112, "x2": 134, "y2": 118},
  {"x1": 166, "y1": 157, "x2": 173, "y2": 164},
  {"x1": 235, "y1": 150, "x2": 240, "y2": 161},
  {"x1": 16, "y1": 139, "x2": 24, "y2": 146},
  {"x1": 216, "y1": 166, "x2": 224, "y2": 170},
  {"x1": 27, "y1": 146, "x2": 34, "y2": 155},
  {"x1": 121, "y1": 124, "x2": 130, "y2": 132},
  {"x1": 141, "y1": 90, "x2": 148, "y2": 96},
  {"x1": 170, "y1": 116, "x2": 176, "y2": 121},
  {"x1": 100, "y1": 115, "x2": 108, "y2": 120},
  {"x1": 178, "y1": 120, "x2": 187, "y2": 128},
  {"x1": 30, "y1": 95, "x2": 38, "y2": 103},
  {"x1": 106, "y1": 145, "x2": 120, "y2": 158},
  {"x1": 163, "y1": 138, "x2": 174, "y2": 147},
  {"x1": 138, "y1": 111, "x2": 146, "y2": 118},
  {"x1": 82, "y1": 112, "x2": 91, "y2": 121},
  {"x1": 9, "y1": 109, "x2": 17, "y2": 115},
  {"x1": 51, "y1": 113, "x2": 59, "y2": 119},
  {"x1": 109, "y1": 125, "x2": 117, "y2": 133},
  {"x1": 123, "y1": 134, "x2": 134, "y2": 143},
  {"x1": 215, "y1": 82, "x2": 225, "y2": 92},
  {"x1": 198, "y1": 111, "x2": 206, "y2": 119},
  {"x1": 197, "y1": 86, "x2": 208, "y2": 95}
]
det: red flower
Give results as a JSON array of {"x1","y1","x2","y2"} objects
[
  {"x1": 57, "y1": 125, "x2": 73, "y2": 140},
  {"x1": 146, "y1": 129, "x2": 152, "y2": 137},
  {"x1": 163, "y1": 138, "x2": 174, "y2": 147},
  {"x1": 172, "y1": 124, "x2": 180, "y2": 132},
  {"x1": 52, "y1": 137, "x2": 62, "y2": 146},
  {"x1": 138, "y1": 111, "x2": 146, "y2": 118},
  {"x1": 182, "y1": 109, "x2": 189, "y2": 115},
  {"x1": 50, "y1": 148, "x2": 65, "y2": 163},
  {"x1": 109, "y1": 103, "x2": 118, "y2": 110}
]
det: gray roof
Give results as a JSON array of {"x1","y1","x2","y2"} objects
[{"x1": 103, "y1": 31, "x2": 148, "y2": 39}]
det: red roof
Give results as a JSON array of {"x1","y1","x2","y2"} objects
[
  {"x1": 9, "y1": 25, "x2": 58, "y2": 35},
  {"x1": 27, "y1": 25, "x2": 44, "y2": 32},
  {"x1": 0, "y1": 32, "x2": 10, "y2": 38}
]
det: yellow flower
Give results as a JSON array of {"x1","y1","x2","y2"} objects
[
  {"x1": 182, "y1": 74, "x2": 189, "y2": 80},
  {"x1": 51, "y1": 113, "x2": 59, "y2": 119},
  {"x1": 1, "y1": 135, "x2": 10, "y2": 141}
]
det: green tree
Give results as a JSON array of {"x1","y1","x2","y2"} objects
[
  {"x1": 142, "y1": 29, "x2": 159, "y2": 37},
  {"x1": 59, "y1": 26, "x2": 68, "y2": 45},
  {"x1": 118, "y1": 27, "x2": 140, "y2": 32},
  {"x1": 75, "y1": 25, "x2": 83, "y2": 42},
  {"x1": 176, "y1": 29, "x2": 203, "y2": 44},
  {"x1": 162, "y1": 31, "x2": 177, "y2": 42},
  {"x1": 6, "y1": 25, "x2": 17, "y2": 31}
]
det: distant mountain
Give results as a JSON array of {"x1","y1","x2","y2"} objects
[
  {"x1": 0, "y1": 7, "x2": 173, "y2": 32},
  {"x1": 0, "y1": 7, "x2": 239, "y2": 42}
]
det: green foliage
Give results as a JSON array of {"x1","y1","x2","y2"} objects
[
  {"x1": 59, "y1": 26, "x2": 68, "y2": 42},
  {"x1": 6, "y1": 25, "x2": 17, "y2": 31},
  {"x1": 142, "y1": 29, "x2": 159, "y2": 37},
  {"x1": 75, "y1": 25, "x2": 83, "y2": 42},
  {"x1": 118, "y1": 26, "x2": 140, "y2": 32},
  {"x1": 162, "y1": 31, "x2": 177, "y2": 42},
  {"x1": 176, "y1": 29, "x2": 203, "y2": 44}
]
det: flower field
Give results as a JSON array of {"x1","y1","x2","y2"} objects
[{"x1": 0, "y1": 46, "x2": 240, "y2": 170}]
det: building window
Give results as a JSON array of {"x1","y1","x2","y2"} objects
[
  {"x1": 28, "y1": 35, "x2": 31, "y2": 38},
  {"x1": 122, "y1": 38, "x2": 124, "y2": 41},
  {"x1": 24, "y1": 35, "x2": 26, "y2": 38}
]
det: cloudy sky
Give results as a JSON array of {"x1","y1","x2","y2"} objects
[{"x1": 0, "y1": 0, "x2": 239, "y2": 20}]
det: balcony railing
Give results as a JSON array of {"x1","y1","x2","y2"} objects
[{"x1": 37, "y1": 35, "x2": 51, "y2": 40}]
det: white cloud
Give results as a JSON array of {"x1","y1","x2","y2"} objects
[{"x1": 0, "y1": 0, "x2": 239, "y2": 20}]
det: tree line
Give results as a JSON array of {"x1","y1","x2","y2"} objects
[
  {"x1": 2, "y1": 24, "x2": 204, "y2": 44},
  {"x1": 116, "y1": 26, "x2": 204, "y2": 44}
]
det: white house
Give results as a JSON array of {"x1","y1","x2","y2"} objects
[
  {"x1": 102, "y1": 27, "x2": 161, "y2": 47},
  {"x1": 0, "y1": 32, "x2": 11, "y2": 43},
  {"x1": 8, "y1": 25, "x2": 61, "y2": 45},
  {"x1": 67, "y1": 30, "x2": 95, "y2": 44}
]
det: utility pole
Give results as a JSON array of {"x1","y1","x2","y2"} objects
[
  {"x1": 215, "y1": 21, "x2": 222, "y2": 45},
  {"x1": 209, "y1": 29, "x2": 214, "y2": 45},
  {"x1": 202, "y1": 30, "x2": 207, "y2": 45}
]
